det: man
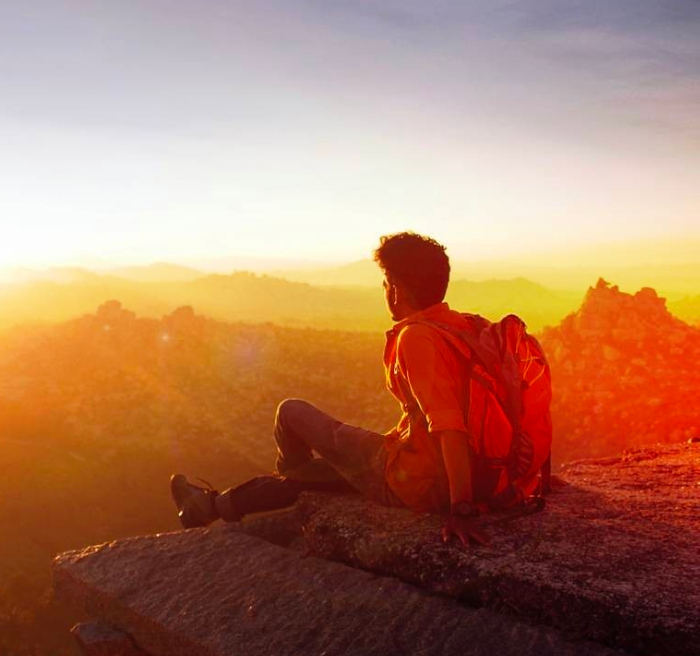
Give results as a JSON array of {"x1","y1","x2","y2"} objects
[{"x1": 171, "y1": 231, "x2": 488, "y2": 546}]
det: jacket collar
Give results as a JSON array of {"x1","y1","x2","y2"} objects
[{"x1": 384, "y1": 301, "x2": 451, "y2": 340}]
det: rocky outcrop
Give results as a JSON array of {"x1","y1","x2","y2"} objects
[
  {"x1": 540, "y1": 279, "x2": 700, "y2": 462},
  {"x1": 298, "y1": 443, "x2": 700, "y2": 655},
  {"x1": 53, "y1": 442, "x2": 699, "y2": 656},
  {"x1": 53, "y1": 527, "x2": 618, "y2": 656}
]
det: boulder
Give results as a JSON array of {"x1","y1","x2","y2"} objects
[
  {"x1": 297, "y1": 443, "x2": 700, "y2": 655},
  {"x1": 53, "y1": 528, "x2": 613, "y2": 656},
  {"x1": 52, "y1": 443, "x2": 699, "y2": 656}
]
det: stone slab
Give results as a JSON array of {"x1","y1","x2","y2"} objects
[
  {"x1": 298, "y1": 444, "x2": 700, "y2": 656},
  {"x1": 297, "y1": 443, "x2": 700, "y2": 655},
  {"x1": 53, "y1": 528, "x2": 616, "y2": 656}
]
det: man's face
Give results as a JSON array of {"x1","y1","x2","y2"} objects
[{"x1": 382, "y1": 273, "x2": 399, "y2": 321}]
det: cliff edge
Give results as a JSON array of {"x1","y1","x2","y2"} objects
[{"x1": 53, "y1": 442, "x2": 699, "y2": 656}]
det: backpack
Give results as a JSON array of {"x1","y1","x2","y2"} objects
[{"x1": 406, "y1": 313, "x2": 553, "y2": 510}]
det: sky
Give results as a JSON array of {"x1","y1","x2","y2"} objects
[{"x1": 0, "y1": 0, "x2": 699, "y2": 268}]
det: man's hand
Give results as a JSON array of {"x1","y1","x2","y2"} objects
[{"x1": 441, "y1": 514, "x2": 490, "y2": 548}]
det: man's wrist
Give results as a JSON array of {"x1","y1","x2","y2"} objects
[{"x1": 451, "y1": 500, "x2": 480, "y2": 518}]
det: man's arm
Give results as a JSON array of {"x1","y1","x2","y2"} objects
[
  {"x1": 439, "y1": 429, "x2": 489, "y2": 547},
  {"x1": 396, "y1": 325, "x2": 488, "y2": 546},
  {"x1": 440, "y1": 429, "x2": 473, "y2": 507}
]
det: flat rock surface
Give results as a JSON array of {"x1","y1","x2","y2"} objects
[
  {"x1": 297, "y1": 443, "x2": 700, "y2": 656},
  {"x1": 53, "y1": 529, "x2": 615, "y2": 656}
]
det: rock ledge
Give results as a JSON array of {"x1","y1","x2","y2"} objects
[{"x1": 53, "y1": 443, "x2": 700, "y2": 656}]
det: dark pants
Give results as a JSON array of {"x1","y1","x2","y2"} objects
[{"x1": 215, "y1": 398, "x2": 403, "y2": 521}]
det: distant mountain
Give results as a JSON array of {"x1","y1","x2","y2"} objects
[
  {"x1": 0, "y1": 278, "x2": 175, "y2": 331},
  {"x1": 446, "y1": 278, "x2": 582, "y2": 331},
  {"x1": 270, "y1": 259, "x2": 382, "y2": 287},
  {"x1": 0, "y1": 265, "x2": 101, "y2": 285},
  {"x1": 105, "y1": 262, "x2": 206, "y2": 282},
  {"x1": 0, "y1": 269, "x2": 592, "y2": 334},
  {"x1": 184, "y1": 271, "x2": 386, "y2": 330},
  {"x1": 0, "y1": 270, "x2": 388, "y2": 333},
  {"x1": 181, "y1": 254, "x2": 337, "y2": 273},
  {"x1": 271, "y1": 256, "x2": 700, "y2": 296},
  {"x1": 0, "y1": 263, "x2": 205, "y2": 285}
]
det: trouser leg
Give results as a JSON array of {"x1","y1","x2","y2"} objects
[
  {"x1": 215, "y1": 474, "x2": 353, "y2": 522},
  {"x1": 273, "y1": 398, "x2": 392, "y2": 497},
  {"x1": 273, "y1": 397, "x2": 315, "y2": 475},
  {"x1": 274, "y1": 398, "x2": 356, "y2": 483},
  {"x1": 216, "y1": 398, "x2": 401, "y2": 521}
]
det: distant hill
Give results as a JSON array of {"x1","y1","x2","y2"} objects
[
  {"x1": 272, "y1": 256, "x2": 700, "y2": 296},
  {"x1": 105, "y1": 262, "x2": 206, "y2": 282},
  {"x1": 446, "y1": 278, "x2": 581, "y2": 331},
  {"x1": 0, "y1": 263, "x2": 206, "y2": 285},
  {"x1": 184, "y1": 272, "x2": 386, "y2": 330},
  {"x1": 271, "y1": 259, "x2": 383, "y2": 287},
  {"x1": 0, "y1": 270, "x2": 588, "y2": 334},
  {"x1": 0, "y1": 271, "x2": 387, "y2": 333},
  {"x1": 0, "y1": 277, "x2": 175, "y2": 331},
  {"x1": 0, "y1": 266, "x2": 101, "y2": 285}
]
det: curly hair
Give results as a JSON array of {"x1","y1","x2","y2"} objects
[{"x1": 373, "y1": 231, "x2": 450, "y2": 309}]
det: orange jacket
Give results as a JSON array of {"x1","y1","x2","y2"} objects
[{"x1": 383, "y1": 301, "x2": 475, "y2": 513}]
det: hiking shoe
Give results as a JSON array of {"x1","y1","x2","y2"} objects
[{"x1": 170, "y1": 474, "x2": 220, "y2": 529}]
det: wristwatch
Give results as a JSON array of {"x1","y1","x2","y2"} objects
[{"x1": 452, "y1": 500, "x2": 480, "y2": 518}]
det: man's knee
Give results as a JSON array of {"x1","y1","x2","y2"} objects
[{"x1": 275, "y1": 398, "x2": 311, "y2": 430}]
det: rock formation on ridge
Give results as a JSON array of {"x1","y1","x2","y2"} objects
[{"x1": 540, "y1": 279, "x2": 700, "y2": 462}]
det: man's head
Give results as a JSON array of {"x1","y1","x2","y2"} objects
[{"x1": 373, "y1": 231, "x2": 450, "y2": 322}]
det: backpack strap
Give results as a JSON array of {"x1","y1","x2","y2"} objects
[
  {"x1": 409, "y1": 318, "x2": 522, "y2": 446},
  {"x1": 389, "y1": 340, "x2": 428, "y2": 451},
  {"x1": 394, "y1": 373, "x2": 428, "y2": 431},
  {"x1": 414, "y1": 317, "x2": 523, "y2": 428}
]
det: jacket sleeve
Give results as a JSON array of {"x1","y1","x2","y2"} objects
[{"x1": 396, "y1": 324, "x2": 468, "y2": 434}]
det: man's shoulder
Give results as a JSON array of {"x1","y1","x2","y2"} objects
[
  {"x1": 396, "y1": 321, "x2": 436, "y2": 345},
  {"x1": 399, "y1": 310, "x2": 474, "y2": 337},
  {"x1": 398, "y1": 312, "x2": 478, "y2": 360},
  {"x1": 396, "y1": 321, "x2": 455, "y2": 356}
]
